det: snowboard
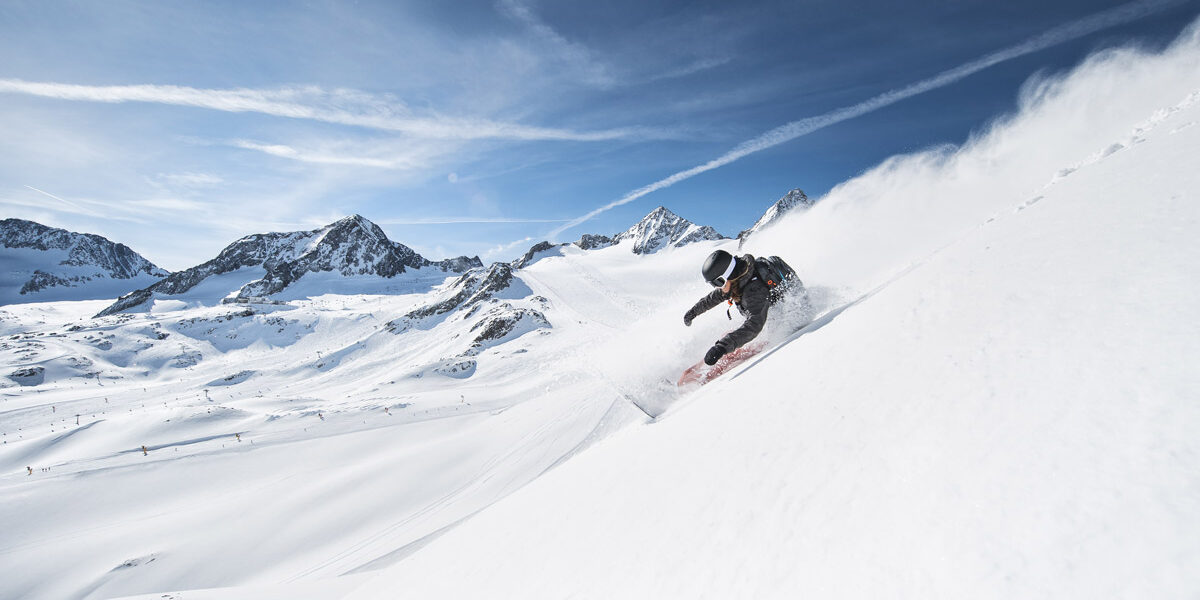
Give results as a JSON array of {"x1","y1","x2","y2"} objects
[{"x1": 677, "y1": 341, "x2": 768, "y2": 387}]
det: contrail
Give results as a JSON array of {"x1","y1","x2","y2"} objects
[
  {"x1": 23, "y1": 185, "x2": 85, "y2": 210},
  {"x1": 549, "y1": 0, "x2": 1190, "y2": 239}
]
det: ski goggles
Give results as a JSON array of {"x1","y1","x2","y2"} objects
[{"x1": 707, "y1": 259, "x2": 738, "y2": 287}]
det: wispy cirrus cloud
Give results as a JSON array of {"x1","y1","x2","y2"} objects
[
  {"x1": 0, "y1": 79, "x2": 659, "y2": 141},
  {"x1": 496, "y1": 0, "x2": 615, "y2": 88},
  {"x1": 376, "y1": 217, "x2": 571, "y2": 225},
  {"x1": 483, "y1": 235, "x2": 536, "y2": 260},
  {"x1": 231, "y1": 140, "x2": 432, "y2": 170},
  {"x1": 548, "y1": 0, "x2": 1191, "y2": 238},
  {"x1": 152, "y1": 172, "x2": 224, "y2": 188}
]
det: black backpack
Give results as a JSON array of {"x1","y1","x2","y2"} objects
[{"x1": 753, "y1": 255, "x2": 799, "y2": 301}]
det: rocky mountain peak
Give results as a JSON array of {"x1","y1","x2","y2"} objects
[
  {"x1": 613, "y1": 206, "x2": 726, "y2": 255},
  {"x1": 1, "y1": 218, "x2": 167, "y2": 303},
  {"x1": 96, "y1": 215, "x2": 480, "y2": 317},
  {"x1": 1, "y1": 218, "x2": 166, "y2": 279},
  {"x1": 323, "y1": 214, "x2": 388, "y2": 244}
]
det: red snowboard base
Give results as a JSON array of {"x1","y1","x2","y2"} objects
[{"x1": 677, "y1": 341, "x2": 767, "y2": 387}]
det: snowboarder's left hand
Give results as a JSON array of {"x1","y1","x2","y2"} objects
[{"x1": 704, "y1": 344, "x2": 726, "y2": 366}]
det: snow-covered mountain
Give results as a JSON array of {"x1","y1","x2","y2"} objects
[
  {"x1": 1, "y1": 21, "x2": 1199, "y2": 600},
  {"x1": 737, "y1": 188, "x2": 813, "y2": 246},
  {"x1": 0, "y1": 218, "x2": 167, "y2": 304},
  {"x1": 612, "y1": 205, "x2": 726, "y2": 254},
  {"x1": 534, "y1": 206, "x2": 727, "y2": 257},
  {"x1": 96, "y1": 215, "x2": 481, "y2": 316},
  {"x1": 511, "y1": 206, "x2": 725, "y2": 269}
]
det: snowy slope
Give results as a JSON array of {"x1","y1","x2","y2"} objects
[
  {"x1": 0, "y1": 233, "x2": 720, "y2": 599},
  {"x1": 343, "y1": 23, "x2": 1200, "y2": 600},
  {"x1": 1, "y1": 19, "x2": 1198, "y2": 600}
]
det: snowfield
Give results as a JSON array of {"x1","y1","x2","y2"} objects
[{"x1": 2, "y1": 19, "x2": 1200, "y2": 600}]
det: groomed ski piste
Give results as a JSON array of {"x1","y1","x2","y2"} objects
[{"x1": 3, "y1": 19, "x2": 1200, "y2": 600}]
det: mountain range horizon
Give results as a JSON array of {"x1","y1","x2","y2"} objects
[{"x1": 1, "y1": 188, "x2": 810, "y2": 309}]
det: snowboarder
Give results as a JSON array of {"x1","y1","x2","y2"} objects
[{"x1": 683, "y1": 250, "x2": 800, "y2": 366}]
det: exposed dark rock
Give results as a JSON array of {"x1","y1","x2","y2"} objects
[
  {"x1": 387, "y1": 263, "x2": 517, "y2": 332},
  {"x1": 20, "y1": 270, "x2": 74, "y2": 295},
  {"x1": 2, "y1": 219, "x2": 167, "y2": 300},
  {"x1": 573, "y1": 234, "x2": 616, "y2": 251},
  {"x1": 1, "y1": 218, "x2": 166, "y2": 279},
  {"x1": 431, "y1": 255, "x2": 484, "y2": 272},
  {"x1": 9, "y1": 366, "x2": 45, "y2": 386},
  {"x1": 467, "y1": 305, "x2": 550, "y2": 351}
]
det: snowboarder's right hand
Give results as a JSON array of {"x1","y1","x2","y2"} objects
[
  {"x1": 684, "y1": 312, "x2": 693, "y2": 327},
  {"x1": 704, "y1": 344, "x2": 726, "y2": 366}
]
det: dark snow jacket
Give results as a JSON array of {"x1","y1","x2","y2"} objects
[{"x1": 683, "y1": 255, "x2": 771, "y2": 351}]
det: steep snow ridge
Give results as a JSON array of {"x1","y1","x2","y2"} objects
[
  {"x1": 342, "y1": 23, "x2": 1200, "y2": 600},
  {"x1": 0, "y1": 219, "x2": 167, "y2": 304},
  {"x1": 511, "y1": 241, "x2": 567, "y2": 269},
  {"x1": 750, "y1": 24, "x2": 1200, "y2": 292},
  {"x1": 737, "y1": 188, "x2": 812, "y2": 246}
]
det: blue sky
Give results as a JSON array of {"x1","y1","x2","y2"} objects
[{"x1": 0, "y1": 0, "x2": 1196, "y2": 270}]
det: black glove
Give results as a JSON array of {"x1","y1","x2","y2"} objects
[
  {"x1": 684, "y1": 312, "x2": 694, "y2": 327},
  {"x1": 704, "y1": 344, "x2": 727, "y2": 366}
]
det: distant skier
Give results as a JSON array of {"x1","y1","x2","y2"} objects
[{"x1": 683, "y1": 250, "x2": 803, "y2": 366}]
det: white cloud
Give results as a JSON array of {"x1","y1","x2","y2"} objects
[
  {"x1": 153, "y1": 172, "x2": 224, "y2": 188},
  {"x1": 126, "y1": 197, "x2": 210, "y2": 212},
  {"x1": 496, "y1": 0, "x2": 615, "y2": 88},
  {"x1": 482, "y1": 235, "x2": 535, "y2": 260},
  {"x1": 375, "y1": 217, "x2": 571, "y2": 225},
  {"x1": 0, "y1": 79, "x2": 658, "y2": 142},
  {"x1": 231, "y1": 139, "x2": 432, "y2": 170}
]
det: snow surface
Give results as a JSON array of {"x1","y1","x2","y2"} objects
[
  {"x1": 1, "y1": 19, "x2": 1198, "y2": 600},
  {"x1": 345, "y1": 22, "x2": 1200, "y2": 600}
]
